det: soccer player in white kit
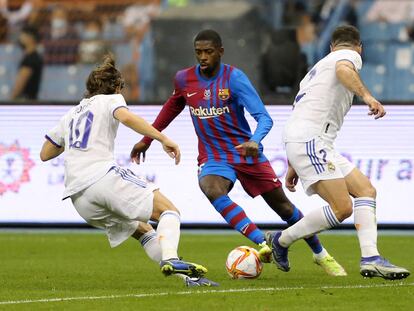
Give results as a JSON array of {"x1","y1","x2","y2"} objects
[
  {"x1": 266, "y1": 25, "x2": 410, "y2": 280},
  {"x1": 39, "y1": 55, "x2": 218, "y2": 286}
]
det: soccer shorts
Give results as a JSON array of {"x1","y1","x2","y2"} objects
[
  {"x1": 198, "y1": 160, "x2": 282, "y2": 197},
  {"x1": 70, "y1": 166, "x2": 158, "y2": 248},
  {"x1": 285, "y1": 137, "x2": 355, "y2": 196}
]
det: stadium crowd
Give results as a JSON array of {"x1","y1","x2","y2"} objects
[{"x1": 0, "y1": 0, "x2": 414, "y2": 102}]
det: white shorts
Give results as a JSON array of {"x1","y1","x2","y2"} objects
[
  {"x1": 71, "y1": 166, "x2": 158, "y2": 248},
  {"x1": 285, "y1": 137, "x2": 355, "y2": 196}
]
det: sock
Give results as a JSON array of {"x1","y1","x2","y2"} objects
[
  {"x1": 354, "y1": 197, "x2": 380, "y2": 258},
  {"x1": 139, "y1": 229, "x2": 162, "y2": 262},
  {"x1": 279, "y1": 205, "x2": 340, "y2": 247},
  {"x1": 157, "y1": 210, "x2": 181, "y2": 260},
  {"x1": 284, "y1": 206, "x2": 323, "y2": 254},
  {"x1": 313, "y1": 247, "x2": 329, "y2": 260},
  {"x1": 212, "y1": 195, "x2": 264, "y2": 244}
]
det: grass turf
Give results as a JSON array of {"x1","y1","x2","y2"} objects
[{"x1": 0, "y1": 231, "x2": 413, "y2": 310}]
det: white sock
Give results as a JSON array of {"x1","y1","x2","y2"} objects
[
  {"x1": 354, "y1": 197, "x2": 380, "y2": 258},
  {"x1": 139, "y1": 229, "x2": 162, "y2": 262},
  {"x1": 313, "y1": 247, "x2": 329, "y2": 260},
  {"x1": 157, "y1": 210, "x2": 181, "y2": 260},
  {"x1": 279, "y1": 205, "x2": 340, "y2": 247}
]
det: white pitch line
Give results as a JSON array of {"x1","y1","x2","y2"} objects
[{"x1": 0, "y1": 283, "x2": 413, "y2": 306}]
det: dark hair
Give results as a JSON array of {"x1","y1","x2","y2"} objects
[
  {"x1": 331, "y1": 25, "x2": 361, "y2": 47},
  {"x1": 194, "y1": 29, "x2": 222, "y2": 47},
  {"x1": 21, "y1": 25, "x2": 40, "y2": 42},
  {"x1": 86, "y1": 54, "x2": 124, "y2": 97}
]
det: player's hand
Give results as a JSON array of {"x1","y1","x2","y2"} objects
[
  {"x1": 130, "y1": 141, "x2": 150, "y2": 164},
  {"x1": 363, "y1": 95, "x2": 386, "y2": 119},
  {"x1": 161, "y1": 138, "x2": 181, "y2": 165},
  {"x1": 235, "y1": 141, "x2": 259, "y2": 158},
  {"x1": 285, "y1": 165, "x2": 299, "y2": 192}
]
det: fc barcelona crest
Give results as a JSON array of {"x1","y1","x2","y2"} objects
[{"x1": 218, "y1": 88, "x2": 230, "y2": 100}]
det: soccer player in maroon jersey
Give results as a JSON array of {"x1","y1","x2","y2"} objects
[{"x1": 130, "y1": 29, "x2": 345, "y2": 275}]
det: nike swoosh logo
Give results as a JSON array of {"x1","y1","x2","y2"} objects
[
  {"x1": 187, "y1": 92, "x2": 197, "y2": 97},
  {"x1": 273, "y1": 178, "x2": 278, "y2": 183}
]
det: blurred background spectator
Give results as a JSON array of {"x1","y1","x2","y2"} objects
[
  {"x1": 11, "y1": 25, "x2": 42, "y2": 100},
  {"x1": 122, "y1": 2, "x2": 159, "y2": 41},
  {"x1": 42, "y1": 5, "x2": 79, "y2": 64},
  {"x1": 0, "y1": 0, "x2": 31, "y2": 42},
  {"x1": 78, "y1": 18, "x2": 110, "y2": 64},
  {"x1": 366, "y1": 0, "x2": 414, "y2": 24},
  {"x1": 1, "y1": 0, "x2": 414, "y2": 103},
  {"x1": 0, "y1": 0, "x2": 33, "y2": 28},
  {"x1": 0, "y1": 0, "x2": 44, "y2": 41},
  {"x1": 261, "y1": 24, "x2": 309, "y2": 98}
]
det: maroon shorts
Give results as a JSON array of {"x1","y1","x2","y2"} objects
[{"x1": 198, "y1": 160, "x2": 282, "y2": 197}]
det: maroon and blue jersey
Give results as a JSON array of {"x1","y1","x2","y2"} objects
[{"x1": 143, "y1": 63, "x2": 273, "y2": 165}]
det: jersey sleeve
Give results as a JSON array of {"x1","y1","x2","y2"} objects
[
  {"x1": 336, "y1": 50, "x2": 362, "y2": 72},
  {"x1": 107, "y1": 94, "x2": 128, "y2": 117},
  {"x1": 142, "y1": 74, "x2": 186, "y2": 145},
  {"x1": 45, "y1": 115, "x2": 66, "y2": 148},
  {"x1": 229, "y1": 68, "x2": 273, "y2": 144}
]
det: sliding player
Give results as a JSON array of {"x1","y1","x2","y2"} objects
[{"x1": 40, "y1": 55, "x2": 217, "y2": 286}]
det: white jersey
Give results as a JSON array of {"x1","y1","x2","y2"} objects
[
  {"x1": 46, "y1": 94, "x2": 127, "y2": 199},
  {"x1": 282, "y1": 49, "x2": 362, "y2": 144}
]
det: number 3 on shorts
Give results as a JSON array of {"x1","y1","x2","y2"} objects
[{"x1": 69, "y1": 111, "x2": 94, "y2": 149}]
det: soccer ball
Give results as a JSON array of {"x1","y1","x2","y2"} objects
[{"x1": 225, "y1": 246, "x2": 263, "y2": 279}]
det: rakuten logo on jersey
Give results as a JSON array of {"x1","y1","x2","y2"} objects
[{"x1": 190, "y1": 106, "x2": 230, "y2": 119}]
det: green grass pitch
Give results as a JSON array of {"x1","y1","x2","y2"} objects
[{"x1": 0, "y1": 230, "x2": 413, "y2": 310}]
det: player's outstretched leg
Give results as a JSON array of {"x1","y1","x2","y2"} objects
[
  {"x1": 132, "y1": 222, "x2": 162, "y2": 262},
  {"x1": 285, "y1": 206, "x2": 346, "y2": 276},
  {"x1": 151, "y1": 190, "x2": 208, "y2": 278},
  {"x1": 265, "y1": 189, "x2": 346, "y2": 272},
  {"x1": 262, "y1": 189, "x2": 346, "y2": 275},
  {"x1": 133, "y1": 224, "x2": 212, "y2": 282}
]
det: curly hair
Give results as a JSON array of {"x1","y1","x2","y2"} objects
[{"x1": 85, "y1": 54, "x2": 124, "y2": 97}]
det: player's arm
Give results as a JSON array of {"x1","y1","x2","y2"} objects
[
  {"x1": 40, "y1": 139, "x2": 64, "y2": 161},
  {"x1": 335, "y1": 60, "x2": 386, "y2": 119},
  {"x1": 230, "y1": 69, "x2": 273, "y2": 157},
  {"x1": 140, "y1": 94, "x2": 186, "y2": 145},
  {"x1": 11, "y1": 66, "x2": 32, "y2": 99},
  {"x1": 41, "y1": 117, "x2": 65, "y2": 161},
  {"x1": 114, "y1": 107, "x2": 181, "y2": 164},
  {"x1": 130, "y1": 76, "x2": 186, "y2": 164}
]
